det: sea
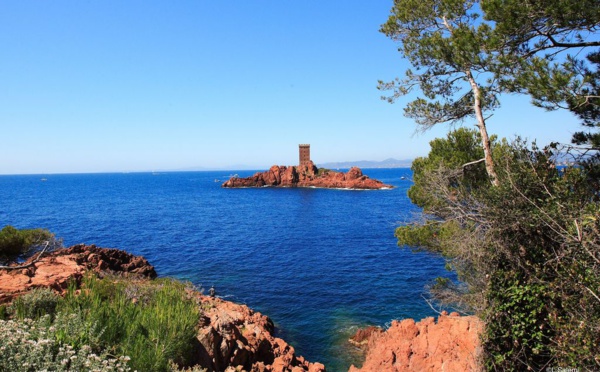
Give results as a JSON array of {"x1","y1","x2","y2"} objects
[{"x1": 0, "y1": 168, "x2": 455, "y2": 371}]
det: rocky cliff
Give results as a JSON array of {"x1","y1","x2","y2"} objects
[
  {"x1": 0, "y1": 245, "x2": 325, "y2": 372},
  {"x1": 222, "y1": 162, "x2": 393, "y2": 190},
  {"x1": 348, "y1": 311, "x2": 483, "y2": 372}
]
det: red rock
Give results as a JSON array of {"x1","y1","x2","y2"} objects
[
  {"x1": 222, "y1": 162, "x2": 392, "y2": 190},
  {"x1": 309, "y1": 363, "x2": 326, "y2": 372},
  {"x1": 349, "y1": 326, "x2": 383, "y2": 347},
  {"x1": 192, "y1": 295, "x2": 324, "y2": 372},
  {"x1": 345, "y1": 167, "x2": 363, "y2": 180},
  {"x1": 0, "y1": 244, "x2": 156, "y2": 304},
  {"x1": 349, "y1": 313, "x2": 483, "y2": 372}
]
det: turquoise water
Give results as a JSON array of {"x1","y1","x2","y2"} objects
[{"x1": 0, "y1": 169, "x2": 453, "y2": 371}]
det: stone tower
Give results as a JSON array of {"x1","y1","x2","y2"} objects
[{"x1": 299, "y1": 144, "x2": 311, "y2": 167}]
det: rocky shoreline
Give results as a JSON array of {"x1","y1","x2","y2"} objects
[
  {"x1": 0, "y1": 245, "x2": 325, "y2": 372},
  {"x1": 349, "y1": 312, "x2": 483, "y2": 372},
  {"x1": 222, "y1": 161, "x2": 393, "y2": 190},
  {"x1": 0, "y1": 245, "x2": 483, "y2": 371}
]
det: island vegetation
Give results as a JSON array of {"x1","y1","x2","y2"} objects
[{"x1": 381, "y1": 0, "x2": 600, "y2": 370}]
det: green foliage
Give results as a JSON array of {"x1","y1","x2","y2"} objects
[
  {"x1": 482, "y1": 0, "x2": 600, "y2": 56},
  {"x1": 379, "y1": 0, "x2": 500, "y2": 124},
  {"x1": 382, "y1": 0, "x2": 600, "y2": 367},
  {"x1": 52, "y1": 312, "x2": 105, "y2": 352},
  {"x1": 0, "y1": 225, "x2": 53, "y2": 258},
  {"x1": 484, "y1": 273, "x2": 553, "y2": 370},
  {"x1": 407, "y1": 127, "x2": 490, "y2": 209},
  {"x1": 396, "y1": 220, "x2": 463, "y2": 253},
  {"x1": 0, "y1": 315, "x2": 131, "y2": 372},
  {"x1": 398, "y1": 129, "x2": 600, "y2": 369},
  {"x1": 58, "y1": 275, "x2": 201, "y2": 371},
  {"x1": 317, "y1": 167, "x2": 331, "y2": 176},
  {"x1": 11, "y1": 288, "x2": 60, "y2": 320},
  {"x1": 476, "y1": 144, "x2": 600, "y2": 369},
  {"x1": 380, "y1": 0, "x2": 502, "y2": 184},
  {"x1": 482, "y1": 0, "x2": 600, "y2": 148},
  {"x1": 569, "y1": 52, "x2": 600, "y2": 148},
  {"x1": 2, "y1": 275, "x2": 201, "y2": 371}
]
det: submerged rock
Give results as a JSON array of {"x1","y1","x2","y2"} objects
[{"x1": 222, "y1": 161, "x2": 393, "y2": 190}]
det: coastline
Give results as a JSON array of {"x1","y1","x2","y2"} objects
[
  {"x1": 0, "y1": 244, "x2": 326, "y2": 372},
  {"x1": 1, "y1": 244, "x2": 483, "y2": 372}
]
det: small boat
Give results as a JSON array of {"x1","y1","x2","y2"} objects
[{"x1": 40, "y1": 178, "x2": 47, "y2": 182}]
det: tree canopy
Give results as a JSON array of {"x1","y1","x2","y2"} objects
[
  {"x1": 483, "y1": 0, "x2": 600, "y2": 148},
  {"x1": 380, "y1": 0, "x2": 501, "y2": 185}
]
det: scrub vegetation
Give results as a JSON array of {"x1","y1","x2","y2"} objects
[
  {"x1": 0, "y1": 275, "x2": 205, "y2": 372},
  {"x1": 382, "y1": 0, "x2": 600, "y2": 369},
  {"x1": 0, "y1": 225, "x2": 54, "y2": 262}
]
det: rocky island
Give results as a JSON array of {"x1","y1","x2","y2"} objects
[
  {"x1": 223, "y1": 145, "x2": 392, "y2": 190},
  {"x1": 222, "y1": 161, "x2": 392, "y2": 190}
]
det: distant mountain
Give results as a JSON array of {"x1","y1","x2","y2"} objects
[{"x1": 318, "y1": 158, "x2": 413, "y2": 169}]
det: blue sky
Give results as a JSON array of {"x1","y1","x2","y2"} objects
[{"x1": 0, "y1": 1, "x2": 582, "y2": 174}]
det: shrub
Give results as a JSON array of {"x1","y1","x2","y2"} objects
[
  {"x1": 0, "y1": 305, "x2": 7, "y2": 320},
  {"x1": 2, "y1": 274, "x2": 202, "y2": 371},
  {"x1": 59, "y1": 275, "x2": 201, "y2": 371},
  {"x1": 11, "y1": 288, "x2": 60, "y2": 320},
  {"x1": 0, "y1": 225, "x2": 59, "y2": 267},
  {"x1": 0, "y1": 316, "x2": 131, "y2": 372},
  {"x1": 397, "y1": 130, "x2": 600, "y2": 369},
  {"x1": 0, "y1": 225, "x2": 53, "y2": 258}
]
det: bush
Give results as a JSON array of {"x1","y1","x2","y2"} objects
[
  {"x1": 397, "y1": 131, "x2": 600, "y2": 370},
  {"x1": 0, "y1": 315, "x2": 131, "y2": 372},
  {"x1": 0, "y1": 225, "x2": 53, "y2": 259},
  {"x1": 11, "y1": 288, "x2": 60, "y2": 320},
  {"x1": 1, "y1": 274, "x2": 202, "y2": 371},
  {"x1": 0, "y1": 305, "x2": 7, "y2": 321},
  {"x1": 59, "y1": 275, "x2": 201, "y2": 371}
]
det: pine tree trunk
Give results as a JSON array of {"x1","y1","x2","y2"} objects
[{"x1": 466, "y1": 70, "x2": 500, "y2": 186}]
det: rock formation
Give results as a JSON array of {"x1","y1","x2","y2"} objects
[
  {"x1": 0, "y1": 244, "x2": 156, "y2": 304},
  {"x1": 0, "y1": 245, "x2": 325, "y2": 372},
  {"x1": 222, "y1": 162, "x2": 393, "y2": 190},
  {"x1": 348, "y1": 311, "x2": 483, "y2": 372},
  {"x1": 192, "y1": 295, "x2": 325, "y2": 372}
]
